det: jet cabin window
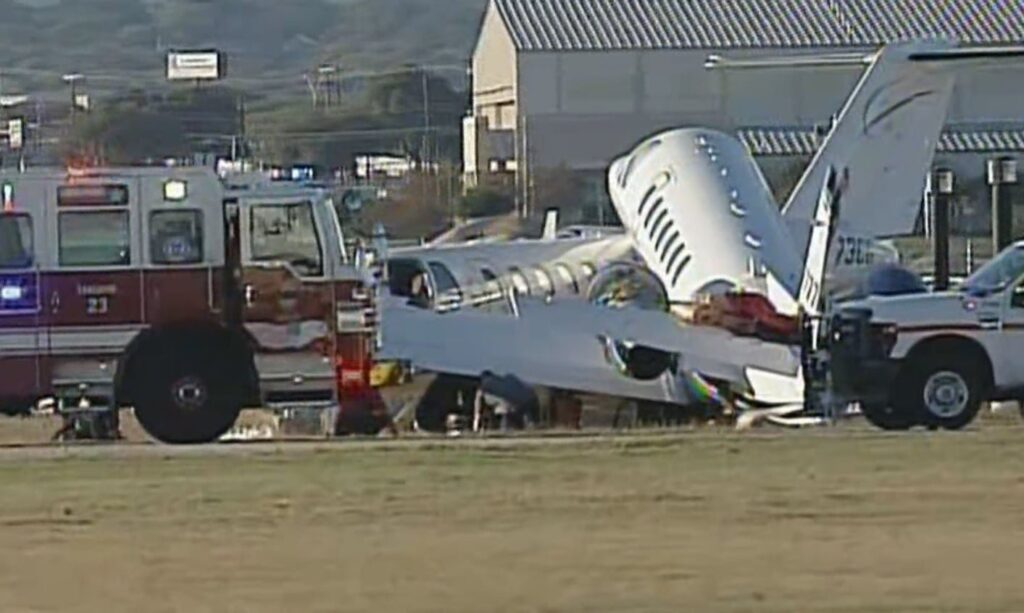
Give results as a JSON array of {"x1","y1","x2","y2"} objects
[
  {"x1": 533, "y1": 268, "x2": 555, "y2": 298},
  {"x1": 250, "y1": 202, "x2": 323, "y2": 277},
  {"x1": 554, "y1": 263, "x2": 579, "y2": 294},
  {"x1": 507, "y1": 267, "x2": 531, "y2": 295},
  {"x1": 0, "y1": 214, "x2": 33, "y2": 269},
  {"x1": 150, "y1": 210, "x2": 203, "y2": 265},
  {"x1": 59, "y1": 211, "x2": 131, "y2": 267}
]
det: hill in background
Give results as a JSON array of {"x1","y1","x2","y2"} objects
[{"x1": 0, "y1": 0, "x2": 488, "y2": 98}]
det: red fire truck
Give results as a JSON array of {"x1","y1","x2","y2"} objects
[{"x1": 0, "y1": 167, "x2": 383, "y2": 443}]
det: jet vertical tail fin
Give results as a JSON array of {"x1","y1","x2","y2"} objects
[
  {"x1": 782, "y1": 41, "x2": 954, "y2": 245},
  {"x1": 710, "y1": 41, "x2": 1024, "y2": 255}
]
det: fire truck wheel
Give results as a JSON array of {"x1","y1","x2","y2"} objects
[
  {"x1": 133, "y1": 343, "x2": 243, "y2": 444},
  {"x1": 859, "y1": 403, "x2": 917, "y2": 431},
  {"x1": 893, "y1": 354, "x2": 983, "y2": 432}
]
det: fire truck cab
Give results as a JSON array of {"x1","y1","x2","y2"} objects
[{"x1": 0, "y1": 167, "x2": 381, "y2": 443}]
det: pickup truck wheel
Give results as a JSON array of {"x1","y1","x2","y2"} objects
[
  {"x1": 860, "y1": 403, "x2": 917, "y2": 431},
  {"x1": 896, "y1": 355, "x2": 983, "y2": 431},
  {"x1": 133, "y1": 343, "x2": 244, "y2": 444}
]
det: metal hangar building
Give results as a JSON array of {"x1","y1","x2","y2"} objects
[{"x1": 463, "y1": 0, "x2": 1024, "y2": 225}]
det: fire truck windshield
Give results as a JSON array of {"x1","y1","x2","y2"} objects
[
  {"x1": 0, "y1": 214, "x2": 33, "y2": 269},
  {"x1": 250, "y1": 201, "x2": 324, "y2": 277}
]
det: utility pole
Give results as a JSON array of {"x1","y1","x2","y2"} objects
[
  {"x1": 421, "y1": 68, "x2": 431, "y2": 170},
  {"x1": 318, "y1": 65, "x2": 338, "y2": 108},
  {"x1": 62, "y1": 73, "x2": 83, "y2": 127}
]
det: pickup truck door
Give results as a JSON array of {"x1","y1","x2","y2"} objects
[
  {"x1": 999, "y1": 277, "x2": 1024, "y2": 391},
  {"x1": 238, "y1": 197, "x2": 336, "y2": 403}
]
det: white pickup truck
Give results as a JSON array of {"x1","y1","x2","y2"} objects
[{"x1": 829, "y1": 242, "x2": 1024, "y2": 430}]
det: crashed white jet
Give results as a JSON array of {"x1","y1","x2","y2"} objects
[{"x1": 381, "y1": 40, "x2": 1024, "y2": 413}]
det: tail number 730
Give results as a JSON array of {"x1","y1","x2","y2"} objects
[{"x1": 834, "y1": 237, "x2": 875, "y2": 267}]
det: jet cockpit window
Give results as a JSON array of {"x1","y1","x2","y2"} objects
[
  {"x1": 428, "y1": 261, "x2": 461, "y2": 296},
  {"x1": 619, "y1": 139, "x2": 662, "y2": 189}
]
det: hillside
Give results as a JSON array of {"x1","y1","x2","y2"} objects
[{"x1": 0, "y1": 0, "x2": 488, "y2": 97}]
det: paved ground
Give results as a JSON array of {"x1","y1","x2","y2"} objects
[{"x1": 1, "y1": 414, "x2": 1024, "y2": 612}]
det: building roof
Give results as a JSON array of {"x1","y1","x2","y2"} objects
[
  {"x1": 493, "y1": 0, "x2": 1024, "y2": 51},
  {"x1": 738, "y1": 126, "x2": 1024, "y2": 156}
]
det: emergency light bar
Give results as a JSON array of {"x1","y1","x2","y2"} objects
[{"x1": 57, "y1": 184, "x2": 129, "y2": 207}]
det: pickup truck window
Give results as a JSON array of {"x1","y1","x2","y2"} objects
[
  {"x1": 1013, "y1": 280, "x2": 1024, "y2": 309},
  {"x1": 964, "y1": 246, "x2": 1024, "y2": 295}
]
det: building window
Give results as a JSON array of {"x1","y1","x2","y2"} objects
[
  {"x1": 59, "y1": 211, "x2": 131, "y2": 267},
  {"x1": 150, "y1": 210, "x2": 203, "y2": 265}
]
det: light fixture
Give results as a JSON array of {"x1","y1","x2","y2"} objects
[
  {"x1": 2, "y1": 182, "x2": 13, "y2": 212},
  {"x1": 0, "y1": 285, "x2": 23, "y2": 301},
  {"x1": 163, "y1": 179, "x2": 187, "y2": 201}
]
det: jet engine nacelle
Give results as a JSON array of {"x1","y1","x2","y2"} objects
[{"x1": 588, "y1": 262, "x2": 677, "y2": 381}]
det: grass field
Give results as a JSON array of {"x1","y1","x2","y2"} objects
[{"x1": 2, "y1": 426, "x2": 1024, "y2": 612}]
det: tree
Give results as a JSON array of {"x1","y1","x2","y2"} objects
[
  {"x1": 64, "y1": 106, "x2": 190, "y2": 165},
  {"x1": 459, "y1": 185, "x2": 514, "y2": 218},
  {"x1": 531, "y1": 164, "x2": 586, "y2": 221},
  {"x1": 351, "y1": 173, "x2": 454, "y2": 240}
]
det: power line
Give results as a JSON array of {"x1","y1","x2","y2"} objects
[
  {"x1": 187, "y1": 126, "x2": 459, "y2": 144},
  {"x1": 0, "y1": 63, "x2": 469, "y2": 87}
]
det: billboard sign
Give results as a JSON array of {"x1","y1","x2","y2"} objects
[{"x1": 166, "y1": 50, "x2": 225, "y2": 81}]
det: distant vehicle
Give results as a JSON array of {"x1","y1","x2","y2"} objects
[
  {"x1": 831, "y1": 242, "x2": 1024, "y2": 431},
  {"x1": 0, "y1": 167, "x2": 381, "y2": 443}
]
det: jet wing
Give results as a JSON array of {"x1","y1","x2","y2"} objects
[{"x1": 380, "y1": 298, "x2": 802, "y2": 404}]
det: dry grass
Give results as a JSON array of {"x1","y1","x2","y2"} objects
[{"x1": 1, "y1": 425, "x2": 1024, "y2": 612}]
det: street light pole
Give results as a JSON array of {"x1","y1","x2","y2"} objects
[
  {"x1": 62, "y1": 73, "x2": 83, "y2": 126},
  {"x1": 421, "y1": 68, "x2": 430, "y2": 169}
]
